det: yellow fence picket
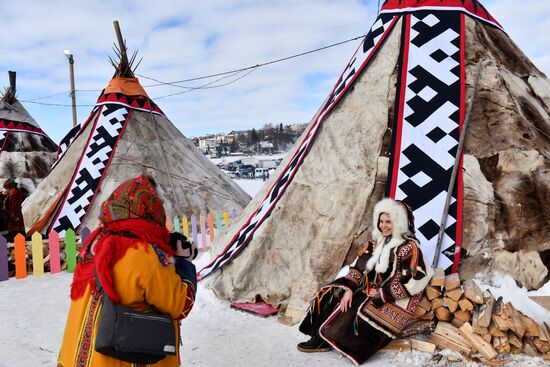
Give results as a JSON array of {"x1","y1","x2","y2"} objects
[
  {"x1": 223, "y1": 210, "x2": 230, "y2": 226},
  {"x1": 182, "y1": 216, "x2": 189, "y2": 238},
  {"x1": 31, "y1": 232, "x2": 44, "y2": 276}
]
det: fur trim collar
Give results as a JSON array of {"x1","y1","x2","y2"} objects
[{"x1": 366, "y1": 236, "x2": 402, "y2": 273}]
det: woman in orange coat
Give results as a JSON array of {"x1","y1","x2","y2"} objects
[{"x1": 57, "y1": 175, "x2": 196, "y2": 367}]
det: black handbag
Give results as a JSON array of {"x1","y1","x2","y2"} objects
[{"x1": 94, "y1": 270, "x2": 177, "y2": 364}]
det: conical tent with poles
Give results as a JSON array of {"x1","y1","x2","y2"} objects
[
  {"x1": 201, "y1": 0, "x2": 550, "y2": 324},
  {"x1": 23, "y1": 23, "x2": 250, "y2": 236},
  {"x1": 0, "y1": 71, "x2": 57, "y2": 193}
]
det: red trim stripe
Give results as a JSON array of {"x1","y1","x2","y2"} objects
[
  {"x1": 389, "y1": 14, "x2": 411, "y2": 199},
  {"x1": 452, "y1": 13, "x2": 467, "y2": 274}
]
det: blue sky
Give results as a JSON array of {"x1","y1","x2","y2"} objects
[{"x1": 0, "y1": 0, "x2": 548, "y2": 143}]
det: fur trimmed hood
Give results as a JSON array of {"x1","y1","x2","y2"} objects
[
  {"x1": 367, "y1": 198, "x2": 421, "y2": 274},
  {"x1": 371, "y1": 198, "x2": 414, "y2": 241}
]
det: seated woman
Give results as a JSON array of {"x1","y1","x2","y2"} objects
[{"x1": 297, "y1": 198, "x2": 433, "y2": 365}]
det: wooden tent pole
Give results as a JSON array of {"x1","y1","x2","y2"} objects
[
  {"x1": 113, "y1": 21, "x2": 128, "y2": 62},
  {"x1": 432, "y1": 62, "x2": 483, "y2": 269}
]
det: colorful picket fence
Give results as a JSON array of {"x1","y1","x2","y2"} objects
[{"x1": 0, "y1": 208, "x2": 242, "y2": 282}]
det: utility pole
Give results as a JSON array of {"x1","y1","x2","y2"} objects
[{"x1": 64, "y1": 49, "x2": 77, "y2": 127}]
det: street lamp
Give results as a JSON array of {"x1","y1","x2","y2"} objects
[{"x1": 64, "y1": 49, "x2": 77, "y2": 127}]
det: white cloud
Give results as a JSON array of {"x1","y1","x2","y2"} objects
[{"x1": 0, "y1": 0, "x2": 548, "y2": 143}]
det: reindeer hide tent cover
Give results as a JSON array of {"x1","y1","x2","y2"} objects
[
  {"x1": 0, "y1": 75, "x2": 57, "y2": 194},
  {"x1": 203, "y1": 0, "x2": 550, "y2": 324},
  {"x1": 23, "y1": 76, "x2": 250, "y2": 236}
]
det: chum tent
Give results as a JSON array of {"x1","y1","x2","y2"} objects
[
  {"x1": 201, "y1": 0, "x2": 550, "y2": 324},
  {"x1": 23, "y1": 36, "x2": 250, "y2": 237},
  {"x1": 0, "y1": 71, "x2": 57, "y2": 194}
]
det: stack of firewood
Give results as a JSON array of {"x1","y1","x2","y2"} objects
[{"x1": 387, "y1": 270, "x2": 550, "y2": 362}]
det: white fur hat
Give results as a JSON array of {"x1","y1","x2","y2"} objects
[{"x1": 372, "y1": 198, "x2": 415, "y2": 241}]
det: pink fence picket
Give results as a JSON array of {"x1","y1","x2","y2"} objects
[
  {"x1": 0, "y1": 235, "x2": 8, "y2": 281},
  {"x1": 49, "y1": 231, "x2": 61, "y2": 274},
  {"x1": 232, "y1": 209, "x2": 237, "y2": 222},
  {"x1": 200, "y1": 214, "x2": 207, "y2": 251}
]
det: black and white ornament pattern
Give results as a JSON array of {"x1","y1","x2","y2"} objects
[
  {"x1": 388, "y1": 11, "x2": 463, "y2": 272},
  {"x1": 198, "y1": 14, "x2": 399, "y2": 280},
  {"x1": 51, "y1": 104, "x2": 129, "y2": 235}
]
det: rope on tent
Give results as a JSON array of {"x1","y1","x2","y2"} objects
[{"x1": 432, "y1": 61, "x2": 483, "y2": 268}]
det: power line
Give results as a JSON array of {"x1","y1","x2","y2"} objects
[
  {"x1": 138, "y1": 34, "x2": 365, "y2": 87},
  {"x1": 18, "y1": 34, "x2": 366, "y2": 106}
]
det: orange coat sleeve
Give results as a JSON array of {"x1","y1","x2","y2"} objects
[{"x1": 141, "y1": 250, "x2": 196, "y2": 320}]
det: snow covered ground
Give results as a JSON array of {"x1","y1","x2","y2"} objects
[
  {"x1": 1, "y1": 262, "x2": 549, "y2": 367},
  {"x1": 1, "y1": 176, "x2": 549, "y2": 366}
]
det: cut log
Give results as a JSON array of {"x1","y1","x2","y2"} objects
[
  {"x1": 451, "y1": 317, "x2": 465, "y2": 328},
  {"x1": 433, "y1": 322, "x2": 472, "y2": 353},
  {"x1": 492, "y1": 335, "x2": 510, "y2": 354},
  {"x1": 539, "y1": 322, "x2": 550, "y2": 342},
  {"x1": 458, "y1": 297, "x2": 474, "y2": 311},
  {"x1": 492, "y1": 315, "x2": 513, "y2": 331},
  {"x1": 523, "y1": 337, "x2": 540, "y2": 357},
  {"x1": 430, "y1": 268, "x2": 445, "y2": 287},
  {"x1": 493, "y1": 296, "x2": 505, "y2": 317},
  {"x1": 435, "y1": 307, "x2": 452, "y2": 321},
  {"x1": 489, "y1": 322, "x2": 505, "y2": 337},
  {"x1": 431, "y1": 297, "x2": 444, "y2": 311},
  {"x1": 478, "y1": 357, "x2": 513, "y2": 367},
  {"x1": 418, "y1": 297, "x2": 431, "y2": 312},
  {"x1": 458, "y1": 322, "x2": 498, "y2": 360},
  {"x1": 532, "y1": 337, "x2": 550, "y2": 353},
  {"x1": 504, "y1": 303, "x2": 525, "y2": 338},
  {"x1": 399, "y1": 320, "x2": 436, "y2": 338},
  {"x1": 420, "y1": 310, "x2": 434, "y2": 320},
  {"x1": 473, "y1": 290, "x2": 495, "y2": 328},
  {"x1": 507, "y1": 331, "x2": 523, "y2": 353},
  {"x1": 454, "y1": 310, "x2": 472, "y2": 323},
  {"x1": 380, "y1": 339, "x2": 412, "y2": 352},
  {"x1": 426, "y1": 286, "x2": 442, "y2": 301},
  {"x1": 463, "y1": 280, "x2": 483, "y2": 304},
  {"x1": 544, "y1": 351, "x2": 550, "y2": 361},
  {"x1": 444, "y1": 273, "x2": 461, "y2": 291},
  {"x1": 443, "y1": 296, "x2": 458, "y2": 312},
  {"x1": 428, "y1": 332, "x2": 472, "y2": 355},
  {"x1": 380, "y1": 338, "x2": 437, "y2": 353},
  {"x1": 446, "y1": 288, "x2": 464, "y2": 302},
  {"x1": 443, "y1": 297, "x2": 458, "y2": 313},
  {"x1": 413, "y1": 306, "x2": 427, "y2": 317},
  {"x1": 522, "y1": 314, "x2": 540, "y2": 337}
]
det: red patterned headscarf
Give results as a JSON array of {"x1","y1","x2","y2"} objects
[{"x1": 71, "y1": 175, "x2": 174, "y2": 302}]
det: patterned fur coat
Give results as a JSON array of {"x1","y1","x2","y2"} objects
[{"x1": 300, "y1": 199, "x2": 433, "y2": 365}]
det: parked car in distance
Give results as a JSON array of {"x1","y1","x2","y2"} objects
[
  {"x1": 255, "y1": 167, "x2": 270, "y2": 179},
  {"x1": 237, "y1": 165, "x2": 256, "y2": 178}
]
